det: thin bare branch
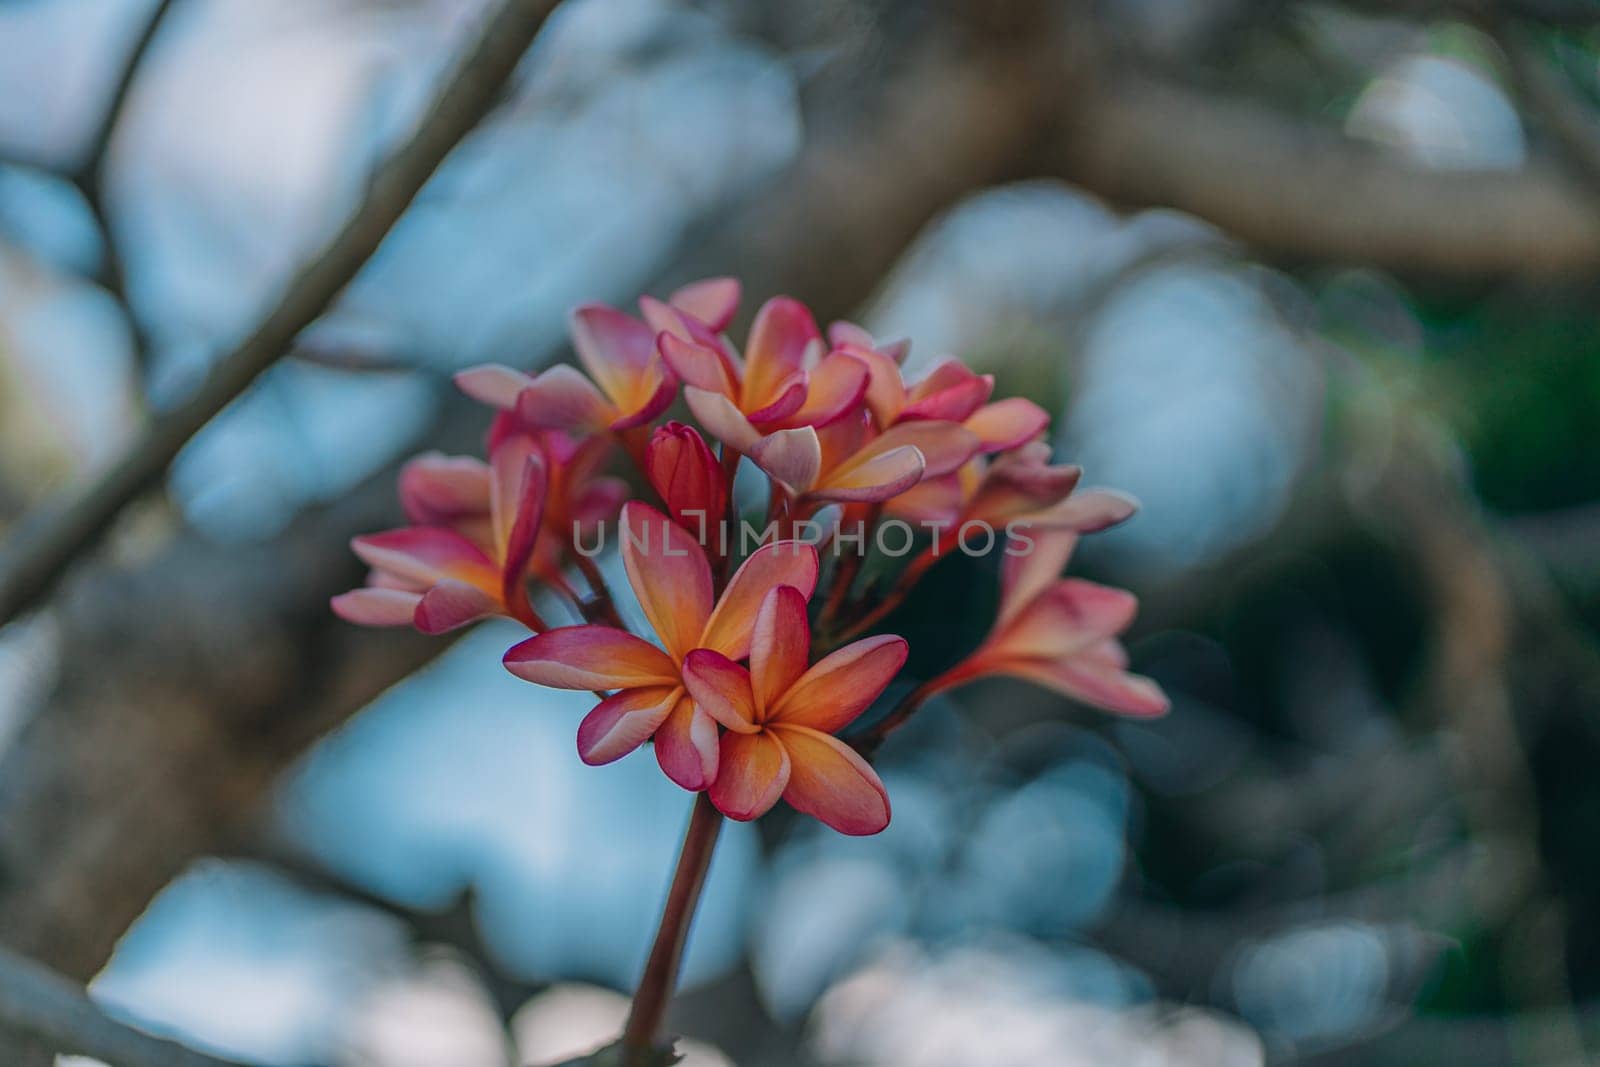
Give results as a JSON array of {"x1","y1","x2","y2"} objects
[
  {"x1": 71, "y1": 0, "x2": 180, "y2": 365},
  {"x1": 76, "y1": 0, "x2": 178, "y2": 192},
  {"x1": 0, "y1": 0, "x2": 564, "y2": 627},
  {"x1": 0, "y1": 944, "x2": 244, "y2": 1067}
]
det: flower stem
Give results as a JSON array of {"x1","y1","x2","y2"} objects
[
  {"x1": 620, "y1": 792, "x2": 724, "y2": 1063},
  {"x1": 817, "y1": 502, "x2": 880, "y2": 642}
]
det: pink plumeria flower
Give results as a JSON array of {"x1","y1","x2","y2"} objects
[
  {"x1": 682, "y1": 586, "x2": 906, "y2": 834},
  {"x1": 924, "y1": 527, "x2": 1169, "y2": 716},
  {"x1": 829, "y1": 321, "x2": 1048, "y2": 454},
  {"x1": 452, "y1": 278, "x2": 741, "y2": 434},
  {"x1": 501, "y1": 502, "x2": 819, "y2": 790},
  {"x1": 748, "y1": 408, "x2": 981, "y2": 504},
  {"x1": 332, "y1": 427, "x2": 549, "y2": 633},
  {"x1": 660, "y1": 296, "x2": 870, "y2": 453}
]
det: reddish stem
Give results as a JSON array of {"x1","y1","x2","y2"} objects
[
  {"x1": 817, "y1": 502, "x2": 879, "y2": 638},
  {"x1": 620, "y1": 793, "x2": 724, "y2": 1063},
  {"x1": 572, "y1": 554, "x2": 625, "y2": 627}
]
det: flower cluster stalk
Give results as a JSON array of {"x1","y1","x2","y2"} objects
[{"x1": 620, "y1": 793, "x2": 724, "y2": 1064}]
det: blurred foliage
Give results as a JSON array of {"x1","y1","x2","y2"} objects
[{"x1": 1427, "y1": 301, "x2": 1600, "y2": 513}]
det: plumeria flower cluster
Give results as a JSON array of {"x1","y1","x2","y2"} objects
[{"x1": 334, "y1": 279, "x2": 1168, "y2": 835}]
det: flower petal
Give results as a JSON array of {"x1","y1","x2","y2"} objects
[
  {"x1": 684, "y1": 387, "x2": 760, "y2": 453},
  {"x1": 744, "y1": 375, "x2": 808, "y2": 426},
  {"x1": 513, "y1": 365, "x2": 615, "y2": 430},
  {"x1": 699, "y1": 540, "x2": 820, "y2": 659},
  {"x1": 570, "y1": 303, "x2": 655, "y2": 409},
  {"x1": 769, "y1": 725, "x2": 890, "y2": 835},
  {"x1": 608, "y1": 358, "x2": 677, "y2": 430},
  {"x1": 966, "y1": 452, "x2": 1082, "y2": 525},
  {"x1": 901, "y1": 373, "x2": 992, "y2": 423},
  {"x1": 994, "y1": 657, "x2": 1170, "y2": 718},
  {"x1": 669, "y1": 277, "x2": 741, "y2": 333},
  {"x1": 415, "y1": 579, "x2": 502, "y2": 634},
  {"x1": 912, "y1": 358, "x2": 985, "y2": 396},
  {"x1": 748, "y1": 426, "x2": 822, "y2": 495},
  {"x1": 999, "y1": 528, "x2": 1079, "y2": 621},
  {"x1": 850, "y1": 346, "x2": 907, "y2": 426},
  {"x1": 642, "y1": 294, "x2": 732, "y2": 351},
  {"x1": 620, "y1": 501, "x2": 714, "y2": 661},
  {"x1": 743, "y1": 297, "x2": 821, "y2": 411},
  {"x1": 995, "y1": 579, "x2": 1139, "y2": 661},
  {"x1": 331, "y1": 588, "x2": 422, "y2": 627},
  {"x1": 503, "y1": 625, "x2": 680, "y2": 689},
  {"x1": 489, "y1": 435, "x2": 547, "y2": 587},
  {"x1": 708, "y1": 730, "x2": 791, "y2": 820},
  {"x1": 577, "y1": 685, "x2": 679, "y2": 765},
  {"x1": 399, "y1": 453, "x2": 490, "y2": 527},
  {"x1": 454, "y1": 364, "x2": 535, "y2": 410},
  {"x1": 854, "y1": 421, "x2": 980, "y2": 479},
  {"x1": 769, "y1": 634, "x2": 908, "y2": 733},
  {"x1": 750, "y1": 586, "x2": 810, "y2": 718},
  {"x1": 886, "y1": 472, "x2": 964, "y2": 525},
  {"x1": 1086, "y1": 637, "x2": 1130, "y2": 670},
  {"x1": 681, "y1": 649, "x2": 760, "y2": 732},
  {"x1": 656, "y1": 694, "x2": 721, "y2": 791},
  {"x1": 660, "y1": 333, "x2": 737, "y2": 395},
  {"x1": 351, "y1": 528, "x2": 498, "y2": 589},
  {"x1": 1026, "y1": 488, "x2": 1140, "y2": 534},
  {"x1": 775, "y1": 351, "x2": 869, "y2": 429},
  {"x1": 827, "y1": 321, "x2": 875, "y2": 350},
  {"x1": 964, "y1": 397, "x2": 1049, "y2": 453},
  {"x1": 812, "y1": 445, "x2": 925, "y2": 503}
]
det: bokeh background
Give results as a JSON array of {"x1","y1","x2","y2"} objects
[{"x1": 2, "y1": 0, "x2": 1600, "y2": 1064}]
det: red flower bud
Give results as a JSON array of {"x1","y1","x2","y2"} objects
[{"x1": 646, "y1": 421, "x2": 729, "y2": 539}]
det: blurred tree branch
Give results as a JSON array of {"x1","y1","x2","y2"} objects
[
  {"x1": 1050, "y1": 66, "x2": 1600, "y2": 275},
  {"x1": 72, "y1": 0, "x2": 177, "y2": 368},
  {"x1": 76, "y1": 0, "x2": 177, "y2": 196},
  {"x1": 0, "y1": 0, "x2": 564, "y2": 630},
  {"x1": 0, "y1": 944, "x2": 245, "y2": 1067},
  {"x1": 0, "y1": 0, "x2": 175, "y2": 385}
]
